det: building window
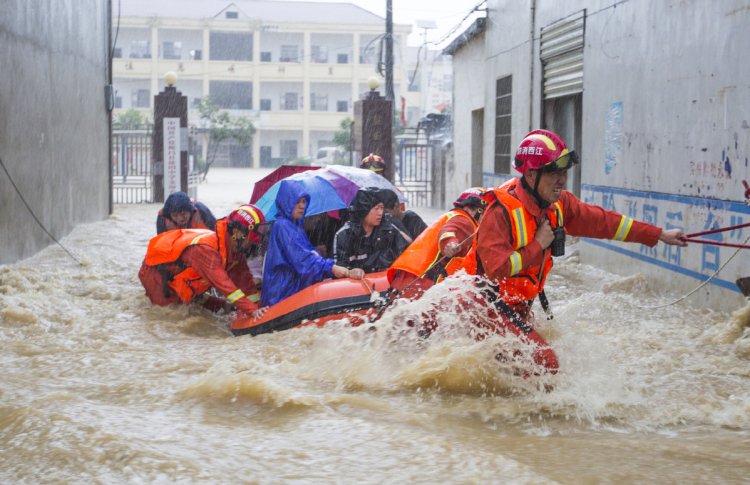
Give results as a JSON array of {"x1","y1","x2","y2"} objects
[
  {"x1": 112, "y1": 47, "x2": 122, "y2": 58},
  {"x1": 129, "y1": 40, "x2": 150, "y2": 59},
  {"x1": 132, "y1": 89, "x2": 150, "y2": 108},
  {"x1": 336, "y1": 100, "x2": 348, "y2": 112},
  {"x1": 310, "y1": 93, "x2": 328, "y2": 111},
  {"x1": 225, "y1": 11, "x2": 238, "y2": 19},
  {"x1": 279, "y1": 45, "x2": 299, "y2": 62},
  {"x1": 280, "y1": 92, "x2": 298, "y2": 111},
  {"x1": 337, "y1": 53, "x2": 348, "y2": 64},
  {"x1": 209, "y1": 81, "x2": 252, "y2": 109},
  {"x1": 260, "y1": 51, "x2": 272, "y2": 62},
  {"x1": 260, "y1": 99, "x2": 271, "y2": 111},
  {"x1": 280, "y1": 140, "x2": 298, "y2": 159},
  {"x1": 494, "y1": 75, "x2": 512, "y2": 174},
  {"x1": 114, "y1": 95, "x2": 122, "y2": 109},
  {"x1": 162, "y1": 41, "x2": 182, "y2": 60},
  {"x1": 311, "y1": 46, "x2": 328, "y2": 63},
  {"x1": 190, "y1": 49, "x2": 202, "y2": 60},
  {"x1": 209, "y1": 32, "x2": 252, "y2": 61}
]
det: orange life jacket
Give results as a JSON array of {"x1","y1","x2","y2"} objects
[
  {"x1": 387, "y1": 209, "x2": 477, "y2": 284},
  {"x1": 463, "y1": 179, "x2": 564, "y2": 304},
  {"x1": 144, "y1": 221, "x2": 229, "y2": 303}
]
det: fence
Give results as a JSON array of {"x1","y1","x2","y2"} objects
[
  {"x1": 396, "y1": 134, "x2": 449, "y2": 208},
  {"x1": 112, "y1": 127, "x2": 199, "y2": 204}
]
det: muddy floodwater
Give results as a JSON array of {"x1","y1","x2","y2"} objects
[{"x1": 1, "y1": 169, "x2": 748, "y2": 484}]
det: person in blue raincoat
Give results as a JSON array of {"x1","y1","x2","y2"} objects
[{"x1": 261, "y1": 180, "x2": 365, "y2": 307}]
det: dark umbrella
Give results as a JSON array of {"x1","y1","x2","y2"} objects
[{"x1": 249, "y1": 165, "x2": 320, "y2": 204}]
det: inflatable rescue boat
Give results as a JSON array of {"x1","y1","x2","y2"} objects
[
  {"x1": 230, "y1": 271, "x2": 558, "y2": 373},
  {"x1": 230, "y1": 272, "x2": 390, "y2": 336}
]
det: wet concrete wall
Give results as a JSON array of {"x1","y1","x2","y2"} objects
[
  {"x1": 467, "y1": 0, "x2": 750, "y2": 309},
  {"x1": 0, "y1": 0, "x2": 111, "y2": 264}
]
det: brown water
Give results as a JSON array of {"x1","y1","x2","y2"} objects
[{"x1": 1, "y1": 169, "x2": 749, "y2": 484}]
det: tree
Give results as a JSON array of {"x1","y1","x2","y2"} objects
[
  {"x1": 113, "y1": 108, "x2": 149, "y2": 130},
  {"x1": 333, "y1": 117, "x2": 353, "y2": 153},
  {"x1": 196, "y1": 96, "x2": 256, "y2": 180}
]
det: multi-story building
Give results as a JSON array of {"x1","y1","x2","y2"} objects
[{"x1": 113, "y1": 0, "x2": 411, "y2": 167}]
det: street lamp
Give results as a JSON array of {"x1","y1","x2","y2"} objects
[
  {"x1": 164, "y1": 71, "x2": 177, "y2": 87},
  {"x1": 367, "y1": 76, "x2": 380, "y2": 92}
]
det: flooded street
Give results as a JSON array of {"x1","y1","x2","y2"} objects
[{"x1": 1, "y1": 168, "x2": 749, "y2": 483}]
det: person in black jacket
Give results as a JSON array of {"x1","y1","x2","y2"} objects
[
  {"x1": 333, "y1": 187, "x2": 409, "y2": 274},
  {"x1": 380, "y1": 189, "x2": 428, "y2": 240}
]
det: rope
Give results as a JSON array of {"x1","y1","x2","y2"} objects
[
  {"x1": 0, "y1": 157, "x2": 83, "y2": 265},
  {"x1": 639, "y1": 233, "x2": 750, "y2": 309}
]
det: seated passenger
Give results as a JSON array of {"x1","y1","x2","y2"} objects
[
  {"x1": 380, "y1": 189, "x2": 428, "y2": 241},
  {"x1": 303, "y1": 211, "x2": 343, "y2": 259},
  {"x1": 156, "y1": 191, "x2": 216, "y2": 234},
  {"x1": 262, "y1": 180, "x2": 364, "y2": 307},
  {"x1": 333, "y1": 187, "x2": 410, "y2": 274},
  {"x1": 139, "y1": 205, "x2": 267, "y2": 316},
  {"x1": 389, "y1": 188, "x2": 489, "y2": 300}
]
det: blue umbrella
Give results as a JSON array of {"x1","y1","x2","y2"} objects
[{"x1": 254, "y1": 171, "x2": 348, "y2": 221}]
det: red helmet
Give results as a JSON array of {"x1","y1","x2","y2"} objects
[
  {"x1": 228, "y1": 204, "x2": 266, "y2": 244},
  {"x1": 360, "y1": 153, "x2": 386, "y2": 172},
  {"x1": 513, "y1": 129, "x2": 578, "y2": 174},
  {"x1": 453, "y1": 187, "x2": 488, "y2": 209}
]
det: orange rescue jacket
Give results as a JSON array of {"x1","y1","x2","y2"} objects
[
  {"x1": 464, "y1": 181, "x2": 564, "y2": 304},
  {"x1": 387, "y1": 209, "x2": 478, "y2": 284},
  {"x1": 144, "y1": 224, "x2": 228, "y2": 304}
]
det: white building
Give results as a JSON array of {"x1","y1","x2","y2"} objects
[
  {"x1": 446, "y1": 0, "x2": 750, "y2": 310},
  {"x1": 113, "y1": 0, "x2": 412, "y2": 167}
]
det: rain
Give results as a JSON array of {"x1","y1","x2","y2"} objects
[{"x1": 1, "y1": 0, "x2": 749, "y2": 483}]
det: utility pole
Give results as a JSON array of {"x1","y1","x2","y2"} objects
[{"x1": 385, "y1": 0, "x2": 394, "y2": 102}]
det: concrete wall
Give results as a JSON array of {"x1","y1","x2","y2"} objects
[
  {"x1": 460, "y1": 0, "x2": 750, "y2": 309},
  {"x1": 450, "y1": 31, "x2": 486, "y2": 204},
  {"x1": 0, "y1": 0, "x2": 111, "y2": 264}
]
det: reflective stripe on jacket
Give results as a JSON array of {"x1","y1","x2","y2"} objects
[{"x1": 463, "y1": 180, "x2": 564, "y2": 304}]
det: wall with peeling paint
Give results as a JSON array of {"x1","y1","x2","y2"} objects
[{"x1": 453, "y1": 0, "x2": 750, "y2": 309}]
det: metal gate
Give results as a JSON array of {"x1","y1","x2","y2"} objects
[
  {"x1": 112, "y1": 129, "x2": 152, "y2": 203},
  {"x1": 397, "y1": 142, "x2": 433, "y2": 207}
]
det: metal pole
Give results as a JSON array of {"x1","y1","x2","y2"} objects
[{"x1": 385, "y1": 0, "x2": 394, "y2": 102}]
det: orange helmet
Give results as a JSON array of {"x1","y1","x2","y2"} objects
[
  {"x1": 360, "y1": 153, "x2": 386, "y2": 172},
  {"x1": 453, "y1": 187, "x2": 488, "y2": 209},
  {"x1": 513, "y1": 129, "x2": 578, "y2": 174},
  {"x1": 228, "y1": 204, "x2": 266, "y2": 244}
]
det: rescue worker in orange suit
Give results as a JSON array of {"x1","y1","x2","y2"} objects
[
  {"x1": 462, "y1": 129, "x2": 687, "y2": 373},
  {"x1": 388, "y1": 187, "x2": 489, "y2": 301},
  {"x1": 156, "y1": 191, "x2": 216, "y2": 234},
  {"x1": 138, "y1": 204, "x2": 268, "y2": 318}
]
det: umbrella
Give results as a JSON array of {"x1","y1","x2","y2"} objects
[
  {"x1": 325, "y1": 165, "x2": 407, "y2": 202},
  {"x1": 254, "y1": 166, "x2": 409, "y2": 221},
  {"x1": 249, "y1": 164, "x2": 320, "y2": 203},
  {"x1": 254, "y1": 171, "x2": 348, "y2": 221}
]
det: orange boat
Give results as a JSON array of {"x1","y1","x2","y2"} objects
[
  {"x1": 230, "y1": 272, "x2": 390, "y2": 336},
  {"x1": 231, "y1": 271, "x2": 558, "y2": 374}
]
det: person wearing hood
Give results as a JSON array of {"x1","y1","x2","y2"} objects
[
  {"x1": 333, "y1": 187, "x2": 410, "y2": 274},
  {"x1": 261, "y1": 180, "x2": 364, "y2": 307},
  {"x1": 156, "y1": 191, "x2": 216, "y2": 234}
]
